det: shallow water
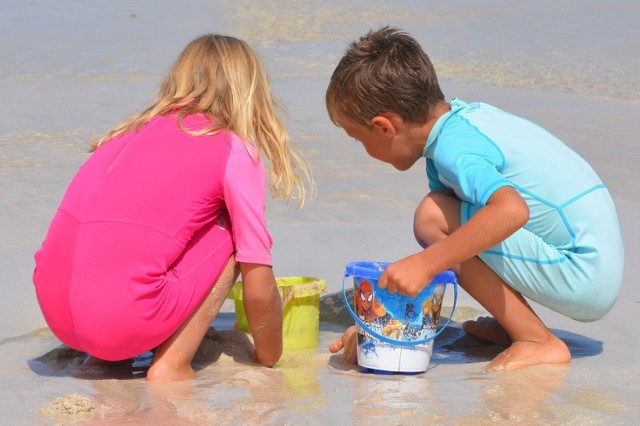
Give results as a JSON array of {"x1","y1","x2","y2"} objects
[
  {"x1": 1, "y1": 0, "x2": 640, "y2": 424},
  {"x1": 8, "y1": 309, "x2": 628, "y2": 425}
]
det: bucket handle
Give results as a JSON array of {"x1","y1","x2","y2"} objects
[
  {"x1": 342, "y1": 270, "x2": 458, "y2": 347},
  {"x1": 280, "y1": 286, "x2": 294, "y2": 310}
]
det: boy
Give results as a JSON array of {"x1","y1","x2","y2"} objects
[{"x1": 327, "y1": 27, "x2": 623, "y2": 372}]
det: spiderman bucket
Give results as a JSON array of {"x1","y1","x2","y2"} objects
[{"x1": 343, "y1": 261, "x2": 457, "y2": 374}]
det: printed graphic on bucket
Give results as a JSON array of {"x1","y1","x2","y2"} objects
[
  {"x1": 343, "y1": 261, "x2": 457, "y2": 374},
  {"x1": 354, "y1": 276, "x2": 446, "y2": 341}
]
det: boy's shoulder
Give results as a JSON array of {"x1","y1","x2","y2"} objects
[
  {"x1": 439, "y1": 99, "x2": 523, "y2": 138},
  {"x1": 429, "y1": 99, "x2": 490, "y2": 143},
  {"x1": 427, "y1": 100, "x2": 510, "y2": 162},
  {"x1": 449, "y1": 99, "x2": 504, "y2": 116}
]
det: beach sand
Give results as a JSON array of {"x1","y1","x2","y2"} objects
[{"x1": 1, "y1": 1, "x2": 639, "y2": 424}]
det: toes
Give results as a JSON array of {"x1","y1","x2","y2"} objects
[
  {"x1": 462, "y1": 317, "x2": 511, "y2": 346},
  {"x1": 462, "y1": 319, "x2": 476, "y2": 332},
  {"x1": 462, "y1": 318, "x2": 484, "y2": 336},
  {"x1": 483, "y1": 349, "x2": 511, "y2": 373},
  {"x1": 329, "y1": 339, "x2": 344, "y2": 354}
]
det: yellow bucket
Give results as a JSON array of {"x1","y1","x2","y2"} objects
[{"x1": 228, "y1": 276, "x2": 327, "y2": 351}]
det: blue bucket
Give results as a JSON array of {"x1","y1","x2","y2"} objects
[{"x1": 343, "y1": 261, "x2": 458, "y2": 374}]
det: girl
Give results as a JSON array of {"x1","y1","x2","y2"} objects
[{"x1": 33, "y1": 34, "x2": 311, "y2": 382}]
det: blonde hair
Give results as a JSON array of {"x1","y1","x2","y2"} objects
[{"x1": 92, "y1": 34, "x2": 312, "y2": 205}]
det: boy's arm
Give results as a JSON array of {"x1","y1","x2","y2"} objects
[
  {"x1": 380, "y1": 186, "x2": 529, "y2": 296},
  {"x1": 239, "y1": 262, "x2": 283, "y2": 366}
]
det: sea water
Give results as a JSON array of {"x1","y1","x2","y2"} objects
[{"x1": 1, "y1": 1, "x2": 639, "y2": 423}]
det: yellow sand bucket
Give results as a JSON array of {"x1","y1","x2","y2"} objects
[{"x1": 228, "y1": 277, "x2": 327, "y2": 351}]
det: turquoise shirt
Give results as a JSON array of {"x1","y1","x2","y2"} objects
[
  {"x1": 422, "y1": 99, "x2": 623, "y2": 320},
  {"x1": 424, "y1": 99, "x2": 610, "y2": 253}
]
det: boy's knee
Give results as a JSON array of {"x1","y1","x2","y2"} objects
[
  {"x1": 413, "y1": 195, "x2": 443, "y2": 247},
  {"x1": 413, "y1": 192, "x2": 459, "y2": 247}
]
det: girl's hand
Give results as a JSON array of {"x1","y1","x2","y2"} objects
[
  {"x1": 378, "y1": 254, "x2": 433, "y2": 297},
  {"x1": 329, "y1": 325, "x2": 358, "y2": 364}
]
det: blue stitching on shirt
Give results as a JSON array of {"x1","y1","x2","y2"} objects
[
  {"x1": 560, "y1": 184, "x2": 606, "y2": 208},
  {"x1": 484, "y1": 250, "x2": 568, "y2": 264},
  {"x1": 483, "y1": 183, "x2": 607, "y2": 263}
]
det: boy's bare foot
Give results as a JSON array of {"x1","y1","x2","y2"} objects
[
  {"x1": 329, "y1": 325, "x2": 358, "y2": 364},
  {"x1": 485, "y1": 332, "x2": 571, "y2": 372},
  {"x1": 463, "y1": 316, "x2": 511, "y2": 347},
  {"x1": 464, "y1": 316, "x2": 571, "y2": 372}
]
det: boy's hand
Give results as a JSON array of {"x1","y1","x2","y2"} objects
[
  {"x1": 329, "y1": 325, "x2": 358, "y2": 364},
  {"x1": 379, "y1": 254, "x2": 433, "y2": 297}
]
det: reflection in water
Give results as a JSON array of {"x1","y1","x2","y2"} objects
[
  {"x1": 326, "y1": 354, "x2": 436, "y2": 425},
  {"x1": 454, "y1": 364, "x2": 623, "y2": 424},
  {"x1": 566, "y1": 385, "x2": 625, "y2": 417},
  {"x1": 351, "y1": 373, "x2": 434, "y2": 425},
  {"x1": 460, "y1": 365, "x2": 569, "y2": 424},
  {"x1": 280, "y1": 349, "x2": 322, "y2": 399},
  {"x1": 23, "y1": 321, "x2": 628, "y2": 424}
]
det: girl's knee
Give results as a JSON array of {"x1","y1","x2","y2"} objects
[{"x1": 413, "y1": 192, "x2": 461, "y2": 247}]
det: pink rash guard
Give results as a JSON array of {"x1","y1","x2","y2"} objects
[{"x1": 33, "y1": 114, "x2": 272, "y2": 360}]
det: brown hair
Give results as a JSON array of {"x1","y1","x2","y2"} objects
[
  {"x1": 326, "y1": 26, "x2": 444, "y2": 127},
  {"x1": 92, "y1": 34, "x2": 312, "y2": 206}
]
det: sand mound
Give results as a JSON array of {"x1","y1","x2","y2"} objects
[{"x1": 40, "y1": 393, "x2": 94, "y2": 417}]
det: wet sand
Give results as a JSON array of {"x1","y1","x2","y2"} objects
[{"x1": 1, "y1": 1, "x2": 639, "y2": 424}]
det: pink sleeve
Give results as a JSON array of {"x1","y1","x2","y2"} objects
[{"x1": 223, "y1": 133, "x2": 273, "y2": 266}]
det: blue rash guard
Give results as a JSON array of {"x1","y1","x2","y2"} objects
[{"x1": 424, "y1": 99, "x2": 623, "y2": 321}]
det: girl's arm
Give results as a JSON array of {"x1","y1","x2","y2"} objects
[{"x1": 239, "y1": 262, "x2": 283, "y2": 367}]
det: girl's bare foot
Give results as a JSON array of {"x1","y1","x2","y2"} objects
[
  {"x1": 484, "y1": 331, "x2": 571, "y2": 372},
  {"x1": 146, "y1": 256, "x2": 238, "y2": 382},
  {"x1": 147, "y1": 356, "x2": 196, "y2": 382},
  {"x1": 463, "y1": 316, "x2": 511, "y2": 347}
]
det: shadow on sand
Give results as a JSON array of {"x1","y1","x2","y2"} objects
[
  {"x1": 28, "y1": 298, "x2": 603, "y2": 380},
  {"x1": 430, "y1": 323, "x2": 603, "y2": 365},
  {"x1": 28, "y1": 314, "x2": 256, "y2": 380},
  {"x1": 320, "y1": 288, "x2": 603, "y2": 367}
]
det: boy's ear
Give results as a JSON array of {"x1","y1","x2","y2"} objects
[
  {"x1": 370, "y1": 114, "x2": 397, "y2": 139},
  {"x1": 370, "y1": 112, "x2": 403, "y2": 140}
]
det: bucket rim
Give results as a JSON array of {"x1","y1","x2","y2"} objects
[
  {"x1": 345, "y1": 261, "x2": 456, "y2": 284},
  {"x1": 229, "y1": 276, "x2": 327, "y2": 300},
  {"x1": 345, "y1": 261, "x2": 390, "y2": 280}
]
